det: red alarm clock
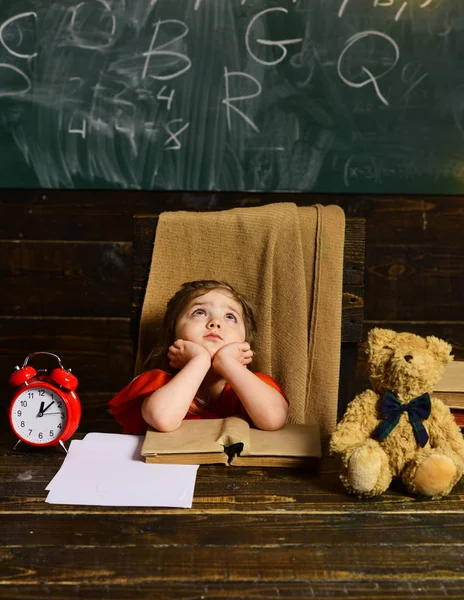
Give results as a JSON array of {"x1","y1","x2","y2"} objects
[{"x1": 9, "y1": 352, "x2": 81, "y2": 450}]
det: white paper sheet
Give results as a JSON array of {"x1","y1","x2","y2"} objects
[{"x1": 45, "y1": 432, "x2": 199, "y2": 507}]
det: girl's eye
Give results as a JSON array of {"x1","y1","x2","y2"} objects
[
  {"x1": 225, "y1": 313, "x2": 238, "y2": 322},
  {"x1": 192, "y1": 309, "x2": 206, "y2": 316}
]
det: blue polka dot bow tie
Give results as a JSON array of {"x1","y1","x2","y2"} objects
[{"x1": 373, "y1": 391, "x2": 431, "y2": 448}]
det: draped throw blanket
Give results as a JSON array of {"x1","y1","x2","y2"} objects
[{"x1": 135, "y1": 203, "x2": 345, "y2": 438}]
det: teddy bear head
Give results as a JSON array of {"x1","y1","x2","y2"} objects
[{"x1": 366, "y1": 328, "x2": 453, "y2": 401}]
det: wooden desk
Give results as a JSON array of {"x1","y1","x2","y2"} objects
[{"x1": 1, "y1": 433, "x2": 464, "y2": 598}]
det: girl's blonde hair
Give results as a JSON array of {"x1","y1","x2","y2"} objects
[{"x1": 144, "y1": 280, "x2": 257, "y2": 372}]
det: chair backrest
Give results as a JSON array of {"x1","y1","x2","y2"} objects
[{"x1": 131, "y1": 214, "x2": 366, "y2": 419}]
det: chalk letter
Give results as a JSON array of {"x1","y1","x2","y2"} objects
[
  {"x1": 142, "y1": 20, "x2": 191, "y2": 82},
  {"x1": 246, "y1": 8, "x2": 302, "y2": 66},
  {"x1": 337, "y1": 31, "x2": 399, "y2": 106},
  {"x1": 222, "y1": 67, "x2": 261, "y2": 133},
  {"x1": 0, "y1": 64, "x2": 31, "y2": 97},
  {"x1": 0, "y1": 12, "x2": 37, "y2": 59},
  {"x1": 69, "y1": 1, "x2": 116, "y2": 50}
]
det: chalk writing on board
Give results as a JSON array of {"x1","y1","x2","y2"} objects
[
  {"x1": 142, "y1": 19, "x2": 192, "y2": 82},
  {"x1": 340, "y1": 0, "x2": 434, "y2": 20},
  {"x1": 69, "y1": 0, "x2": 116, "y2": 50},
  {"x1": 0, "y1": 0, "x2": 462, "y2": 192},
  {"x1": 245, "y1": 8, "x2": 303, "y2": 66},
  {"x1": 337, "y1": 31, "x2": 400, "y2": 106}
]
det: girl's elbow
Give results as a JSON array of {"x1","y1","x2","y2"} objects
[
  {"x1": 257, "y1": 406, "x2": 288, "y2": 431},
  {"x1": 152, "y1": 420, "x2": 182, "y2": 433}
]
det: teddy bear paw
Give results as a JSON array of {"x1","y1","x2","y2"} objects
[
  {"x1": 347, "y1": 445, "x2": 383, "y2": 494},
  {"x1": 413, "y1": 454, "x2": 457, "y2": 497}
]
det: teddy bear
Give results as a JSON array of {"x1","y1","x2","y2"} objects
[{"x1": 330, "y1": 328, "x2": 464, "y2": 498}]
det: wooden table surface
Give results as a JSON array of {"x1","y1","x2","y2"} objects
[{"x1": 1, "y1": 431, "x2": 464, "y2": 599}]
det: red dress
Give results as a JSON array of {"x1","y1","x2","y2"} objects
[{"x1": 108, "y1": 369, "x2": 288, "y2": 434}]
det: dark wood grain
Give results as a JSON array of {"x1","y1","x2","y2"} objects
[
  {"x1": 365, "y1": 246, "x2": 464, "y2": 321},
  {"x1": 346, "y1": 196, "x2": 464, "y2": 246},
  {"x1": 1, "y1": 544, "x2": 463, "y2": 584},
  {"x1": 2, "y1": 191, "x2": 463, "y2": 246},
  {"x1": 0, "y1": 318, "x2": 132, "y2": 392},
  {"x1": 0, "y1": 241, "x2": 131, "y2": 317},
  {"x1": 1, "y1": 190, "x2": 330, "y2": 241},
  {"x1": 2, "y1": 512, "x2": 464, "y2": 547},
  {"x1": 0, "y1": 581, "x2": 463, "y2": 600}
]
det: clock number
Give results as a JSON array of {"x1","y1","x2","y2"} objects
[
  {"x1": 57, "y1": 401, "x2": 62, "y2": 409},
  {"x1": 61, "y1": 412, "x2": 65, "y2": 419},
  {"x1": 57, "y1": 423, "x2": 62, "y2": 430},
  {"x1": 28, "y1": 392, "x2": 34, "y2": 399},
  {"x1": 17, "y1": 410, "x2": 22, "y2": 417},
  {"x1": 20, "y1": 421, "x2": 25, "y2": 427},
  {"x1": 39, "y1": 390, "x2": 45, "y2": 396},
  {"x1": 28, "y1": 429, "x2": 32, "y2": 436},
  {"x1": 38, "y1": 432, "x2": 43, "y2": 440},
  {"x1": 20, "y1": 400, "x2": 27, "y2": 407},
  {"x1": 49, "y1": 430, "x2": 54, "y2": 437}
]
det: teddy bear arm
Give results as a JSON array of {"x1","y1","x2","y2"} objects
[{"x1": 330, "y1": 390, "x2": 380, "y2": 456}]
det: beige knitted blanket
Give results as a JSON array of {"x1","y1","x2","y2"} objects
[{"x1": 134, "y1": 203, "x2": 345, "y2": 438}]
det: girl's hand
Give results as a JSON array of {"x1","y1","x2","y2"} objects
[
  {"x1": 212, "y1": 342, "x2": 253, "y2": 374},
  {"x1": 168, "y1": 339, "x2": 211, "y2": 370}
]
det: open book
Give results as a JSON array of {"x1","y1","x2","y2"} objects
[{"x1": 141, "y1": 417, "x2": 321, "y2": 467}]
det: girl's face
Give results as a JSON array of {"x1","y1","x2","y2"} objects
[{"x1": 174, "y1": 289, "x2": 247, "y2": 355}]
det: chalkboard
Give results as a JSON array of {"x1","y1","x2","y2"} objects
[{"x1": 0, "y1": 0, "x2": 463, "y2": 193}]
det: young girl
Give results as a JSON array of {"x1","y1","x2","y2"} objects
[{"x1": 109, "y1": 280, "x2": 288, "y2": 434}]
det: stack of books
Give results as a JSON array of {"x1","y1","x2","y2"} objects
[{"x1": 434, "y1": 361, "x2": 464, "y2": 428}]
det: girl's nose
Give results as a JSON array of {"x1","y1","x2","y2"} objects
[{"x1": 208, "y1": 319, "x2": 221, "y2": 329}]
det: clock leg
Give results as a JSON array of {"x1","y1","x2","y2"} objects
[
  {"x1": 13, "y1": 439, "x2": 22, "y2": 450},
  {"x1": 58, "y1": 440, "x2": 68, "y2": 454}
]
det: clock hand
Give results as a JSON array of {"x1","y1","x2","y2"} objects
[
  {"x1": 42, "y1": 401, "x2": 55, "y2": 414},
  {"x1": 42, "y1": 412, "x2": 63, "y2": 416},
  {"x1": 37, "y1": 401, "x2": 45, "y2": 417}
]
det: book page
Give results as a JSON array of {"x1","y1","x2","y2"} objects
[
  {"x1": 216, "y1": 417, "x2": 250, "y2": 453},
  {"x1": 247, "y1": 424, "x2": 321, "y2": 458},
  {"x1": 145, "y1": 452, "x2": 228, "y2": 465},
  {"x1": 436, "y1": 392, "x2": 464, "y2": 409},
  {"x1": 141, "y1": 419, "x2": 225, "y2": 456},
  {"x1": 434, "y1": 361, "x2": 464, "y2": 393}
]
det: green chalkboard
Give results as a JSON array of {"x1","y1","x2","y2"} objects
[{"x1": 0, "y1": 0, "x2": 463, "y2": 192}]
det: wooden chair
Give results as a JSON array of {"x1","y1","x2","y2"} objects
[{"x1": 131, "y1": 213, "x2": 365, "y2": 420}]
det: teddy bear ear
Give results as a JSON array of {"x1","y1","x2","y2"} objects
[
  {"x1": 426, "y1": 336, "x2": 453, "y2": 365},
  {"x1": 366, "y1": 328, "x2": 397, "y2": 357}
]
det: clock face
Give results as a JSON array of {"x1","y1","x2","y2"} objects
[{"x1": 10, "y1": 386, "x2": 68, "y2": 444}]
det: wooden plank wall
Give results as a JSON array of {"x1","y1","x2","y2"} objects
[{"x1": 1, "y1": 191, "x2": 463, "y2": 432}]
